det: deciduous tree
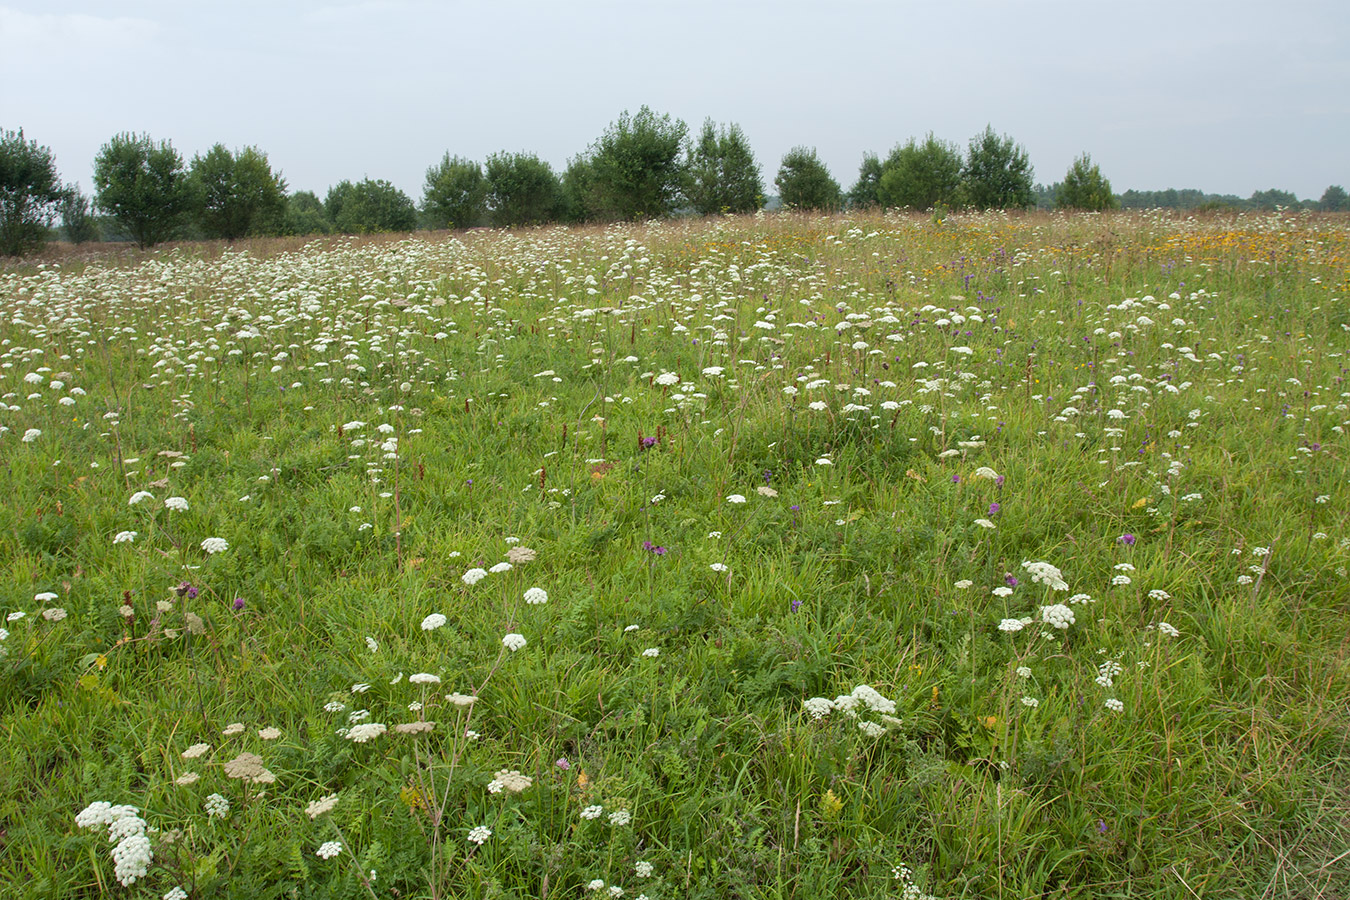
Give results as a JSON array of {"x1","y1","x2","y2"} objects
[
  {"x1": 326, "y1": 179, "x2": 417, "y2": 234},
  {"x1": 423, "y1": 155, "x2": 487, "y2": 229},
  {"x1": 962, "y1": 126, "x2": 1033, "y2": 210},
  {"x1": 189, "y1": 144, "x2": 287, "y2": 240},
  {"x1": 774, "y1": 147, "x2": 842, "y2": 211},
  {"x1": 877, "y1": 134, "x2": 963, "y2": 211},
  {"x1": 485, "y1": 152, "x2": 561, "y2": 227},
  {"x1": 93, "y1": 133, "x2": 191, "y2": 249},
  {"x1": 0, "y1": 128, "x2": 66, "y2": 256},
  {"x1": 1056, "y1": 154, "x2": 1117, "y2": 211},
  {"x1": 686, "y1": 119, "x2": 763, "y2": 216},
  {"x1": 578, "y1": 107, "x2": 688, "y2": 221}
]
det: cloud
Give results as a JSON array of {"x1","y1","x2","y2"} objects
[{"x1": 0, "y1": 8, "x2": 162, "y2": 71}]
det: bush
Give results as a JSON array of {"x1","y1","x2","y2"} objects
[
  {"x1": 847, "y1": 153, "x2": 883, "y2": 209},
  {"x1": 774, "y1": 147, "x2": 841, "y2": 211},
  {"x1": 326, "y1": 179, "x2": 417, "y2": 234},
  {"x1": 1056, "y1": 154, "x2": 1117, "y2": 211},
  {"x1": 485, "y1": 152, "x2": 562, "y2": 227},
  {"x1": 283, "y1": 191, "x2": 331, "y2": 236},
  {"x1": 962, "y1": 126, "x2": 1034, "y2": 210},
  {"x1": 60, "y1": 188, "x2": 99, "y2": 244},
  {"x1": 189, "y1": 145, "x2": 288, "y2": 240},
  {"x1": 422, "y1": 156, "x2": 487, "y2": 230},
  {"x1": 0, "y1": 129, "x2": 65, "y2": 256},
  {"x1": 686, "y1": 120, "x2": 763, "y2": 216},
  {"x1": 574, "y1": 107, "x2": 689, "y2": 221},
  {"x1": 877, "y1": 134, "x2": 963, "y2": 211},
  {"x1": 93, "y1": 133, "x2": 191, "y2": 249}
]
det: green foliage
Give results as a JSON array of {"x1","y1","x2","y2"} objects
[
  {"x1": 1320, "y1": 185, "x2": 1348, "y2": 212},
  {"x1": 422, "y1": 154, "x2": 487, "y2": 230},
  {"x1": 283, "y1": 190, "x2": 331, "y2": 236},
  {"x1": 0, "y1": 128, "x2": 65, "y2": 256},
  {"x1": 325, "y1": 178, "x2": 417, "y2": 234},
  {"x1": 1055, "y1": 153, "x2": 1118, "y2": 211},
  {"x1": 1119, "y1": 188, "x2": 1248, "y2": 210},
  {"x1": 559, "y1": 156, "x2": 597, "y2": 224},
  {"x1": 774, "y1": 146, "x2": 842, "y2": 211},
  {"x1": 573, "y1": 107, "x2": 689, "y2": 221},
  {"x1": 59, "y1": 187, "x2": 99, "y2": 244},
  {"x1": 1249, "y1": 188, "x2": 1303, "y2": 211},
  {"x1": 92, "y1": 132, "x2": 191, "y2": 249},
  {"x1": 847, "y1": 153, "x2": 883, "y2": 209},
  {"x1": 484, "y1": 152, "x2": 562, "y2": 227},
  {"x1": 877, "y1": 133, "x2": 963, "y2": 211},
  {"x1": 686, "y1": 119, "x2": 763, "y2": 216},
  {"x1": 189, "y1": 144, "x2": 288, "y2": 241},
  {"x1": 962, "y1": 125, "x2": 1033, "y2": 210}
]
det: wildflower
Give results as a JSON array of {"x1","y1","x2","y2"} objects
[
  {"x1": 1022, "y1": 560, "x2": 1069, "y2": 591},
  {"x1": 635, "y1": 861, "x2": 654, "y2": 878},
  {"x1": 323, "y1": 701, "x2": 346, "y2": 713},
  {"x1": 204, "y1": 793, "x2": 230, "y2": 818},
  {"x1": 954, "y1": 579, "x2": 973, "y2": 589},
  {"x1": 22, "y1": 428, "x2": 41, "y2": 442},
  {"x1": 654, "y1": 372, "x2": 679, "y2": 386},
  {"x1": 587, "y1": 880, "x2": 607, "y2": 891},
  {"x1": 1118, "y1": 533, "x2": 1136, "y2": 546},
  {"x1": 507, "y1": 546, "x2": 537, "y2": 563},
  {"x1": 421, "y1": 613, "x2": 447, "y2": 631},
  {"x1": 524, "y1": 587, "x2": 548, "y2": 605},
  {"x1": 128, "y1": 491, "x2": 154, "y2": 506},
  {"x1": 351, "y1": 682, "x2": 371, "y2": 693},
  {"x1": 608, "y1": 809, "x2": 632, "y2": 826},
  {"x1": 258, "y1": 727, "x2": 281, "y2": 740},
  {"x1": 803, "y1": 697, "x2": 834, "y2": 719},
  {"x1": 494, "y1": 770, "x2": 533, "y2": 792},
  {"x1": 165, "y1": 886, "x2": 188, "y2": 900},
  {"x1": 556, "y1": 757, "x2": 571, "y2": 769},
  {"x1": 223, "y1": 752, "x2": 267, "y2": 781},
  {"x1": 42, "y1": 607, "x2": 67, "y2": 622},
  {"x1": 973, "y1": 466, "x2": 1000, "y2": 480},
  {"x1": 580, "y1": 805, "x2": 604, "y2": 820},
  {"x1": 1040, "y1": 604, "x2": 1075, "y2": 630},
  {"x1": 113, "y1": 531, "x2": 138, "y2": 544},
  {"x1": 502, "y1": 633, "x2": 527, "y2": 652},
  {"x1": 726, "y1": 494, "x2": 746, "y2": 504},
  {"x1": 489, "y1": 561, "x2": 513, "y2": 574},
  {"x1": 164, "y1": 497, "x2": 189, "y2": 511},
  {"x1": 1016, "y1": 666, "x2": 1032, "y2": 678},
  {"x1": 1157, "y1": 621, "x2": 1180, "y2": 637},
  {"x1": 395, "y1": 721, "x2": 435, "y2": 734},
  {"x1": 1112, "y1": 574, "x2": 1132, "y2": 586},
  {"x1": 345, "y1": 723, "x2": 387, "y2": 742},
  {"x1": 1021, "y1": 697, "x2": 1039, "y2": 708},
  {"x1": 992, "y1": 586, "x2": 1013, "y2": 597},
  {"x1": 467, "y1": 825, "x2": 492, "y2": 845},
  {"x1": 709, "y1": 563, "x2": 728, "y2": 573},
  {"x1": 641, "y1": 647, "x2": 660, "y2": 658},
  {"x1": 1068, "y1": 593, "x2": 1093, "y2": 605},
  {"x1": 446, "y1": 692, "x2": 477, "y2": 706},
  {"x1": 174, "y1": 772, "x2": 200, "y2": 786},
  {"x1": 306, "y1": 794, "x2": 339, "y2": 819},
  {"x1": 200, "y1": 537, "x2": 229, "y2": 554},
  {"x1": 1148, "y1": 589, "x2": 1171, "y2": 601},
  {"x1": 462, "y1": 568, "x2": 488, "y2": 585},
  {"x1": 221, "y1": 722, "x2": 246, "y2": 736},
  {"x1": 974, "y1": 518, "x2": 996, "y2": 529},
  {"x1": 366, "y1": 635, "x2": 378, "y2": 652},
  {"x1": 409, "y1": 673, "x2": 441, "y2": 684},
  {"x1": 1104, "y1": 698, "x2": 1124, "y2": 713},
  {"x1": 316, "y1": 841, "x2": 343, "y2": 859}
]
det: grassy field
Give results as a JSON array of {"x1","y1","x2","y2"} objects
[{"x1": 1, "y1": 209, "x2": 1348, "y2": 899}]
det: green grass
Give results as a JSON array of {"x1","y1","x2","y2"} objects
[{"x1": 1, "y1": 210, "x2": 1348, "y2": 899}]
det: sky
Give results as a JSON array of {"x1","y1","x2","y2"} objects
[{"x1": 3, "y1": 0, "x2": 1348, "y2": 203}]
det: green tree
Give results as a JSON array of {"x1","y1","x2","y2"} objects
[
  {"x1": 60, "y1": 187, "x2": 99, "y2": 244},
  {"x1": 962, "y1": 126, "x2": 1033, "y2": 210},
  {"x1": 1249, "y1": 188, "x2": 1302, "y2": 211},
  {"x1": 283, "y1": 190, "x2": 331, "y2": 236},
  {"x1": 484, "y1": 152, "x2": 562, "y2": 227},
  {"x1": 0, "y1": 128, "x2": 65, "y2": 256},
  {"x1": 686, "y1": 119, "x2": 763, "y2": 216},
  {"x1": 326, "y1": 179, "x2": 417, "y2": 234},
  {"x1": 422, "y1": 155, "x2": 487, "y2": 229},
  {"x1": 848, "y1": 153, "x2": 883, "y2": 209},
  {"x1": 559, "y1": 157, "x2": 598, "y2": 224},
  {"x1": 877, "y1": 134, "x2": 963, "y2": 211},
  {"x1": 1055, "y1": 154, "x2": 1117, "y2": 211},
  {"x1": 92, "y1": 133, "x2": 191, "y2": 249},
  {"x1": 189, "y1": 144, "x2": 287, "y2": 240},
  {"x1": 774, "y1": 147, "x2": 842, "y2": 211},
  {"x1": 578, "y1": 107, "x2": 689, "y2": 221},
  {"x1": 1321, "y1": 185, "x2": 1348, "y2": 212}
]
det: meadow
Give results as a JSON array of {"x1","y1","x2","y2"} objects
[{"x1": 1, "y1": 209, "x2": 1348, "y2": 899}]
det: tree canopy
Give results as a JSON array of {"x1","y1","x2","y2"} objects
[
  {"x1": 877, "y1": 134, "x2": 963, "y2": 211},
  {"x1": 962, "y1": 126, "x2": 1034, "y2": 210},
  {"x1": 326, "y1": 179, "x2": 417, "y2": 234},
  {"x1": 0, "y1": 128, "x2": 66, "y2": 256},
  {"x1": 775, "y1": 147, "x2": 842, "y2": 212},
  {"x1": 93, "y1": 133, "x2": 191, "y2": 249},
  {"x1": 1056, "y1": 154, "x2": 1117, "y2": 211},
  {"x1": 686, "y1": 120, "x2": 763, "y2": 216},
  {"x1": 574, "y1": 107, "x2": 689, "y2": 221},
  {"x1": 422, "y1": 155, "x2": 487, "y2": 230},
  {"x1": 190, "y1": 144, "x2": 288, "y2": 240}
]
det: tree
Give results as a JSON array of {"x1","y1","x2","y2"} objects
[
  {"x1": 60, "y1": 187, "x2": 99, "y2": 244},
  {"x1": 188, "y1": 144, "x2": 287, "y2": 240},
  {"x1": 0, "y1": 129, "x2": 65, "y2": 256},
  {"x1": 422, "y1": 155, "x2": 487, "y2": 229},
  {"x1": 325, "y1": 179, "x2": 417, "y2": 234},
  {"x1": 1249, "y1": 188, "x2": 1302, "y2": 211},
  {"x1": 686, "y1": 119, "x2": 763, "y2": 216},
  {"x1": 93, "y1": 133, "x2": 191, "y2": 249},
  {"x1": 848, "y1": 153, "x2": 883, "y2": 209},
  {"x1": 559, "y1": 157, "x2": 598, "y2": 224},
  {"x1": 578, "y1": 107, "x2": 689, "y2": 221},
  {"x1": 1321, "y1": 185, "x2": 1348, "y2": 212},
  {"x1": 1055, "y1": 154, "x2": 1117, "y2": 211},
  {"x1": 877, "y1": 134, "x2": 963, "y2": 211},
  {"x1": 774, "y1": 147, "x2": 842, "y2": 211},
  {"x1": 484, "y1": 152, "x2": 562, "y2": 227},
  {"x1": 962, "y1": 126, "x2": 1034, "y2": 210},
  {"x1": 283, "y1": 191, "x2": 331, "y2": 235}
]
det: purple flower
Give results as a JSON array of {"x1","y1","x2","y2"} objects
[
  {"x1": 653, "y1": 546, "x2": 667, "y2": 556},
  {"x1": 1004, "y1": 574, "x2": 1019, "y2": 588},
  {"x1": 640, "y1": 436, "x2": 657, "y2": 449},
  {"x1": 1118, "y1": 533, "x2": 1136, "y2": 546},
  {"x1": 642, "y1": 540, "x2": 654, "y2": 552},
  {"x1": 232, "y1": 597, "x2": 245, "y2": 611},
  {"x1": 555, "y1": 757, "x2": 570, "y2": 770},
  {"x1": 995, "y1": 474, "x2": 1005, "y2": 487},
  {"x1": 952, "y1": 474, "x2": 961, "y2": 484},
  {"x1": 791, "y1": 599, "x2": 803, "y2": 613},
  {"x1": 1097, "y1": 819, "x2": 1109, "y2": 835},
  {"x1": 988, "y1": 502, "x2": 1000, "y2": 516},
  {"x1": 187, "y1": 586, "x2": 199, "y2": 600}
]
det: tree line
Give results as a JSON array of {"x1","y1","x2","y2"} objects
[{"x1": 2, "y1": 114, "x2": 1346, "y2": 256}]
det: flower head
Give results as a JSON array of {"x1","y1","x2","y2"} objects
[
  {"x1": 502, "y1": 633, "x2": 527, "y2": 652},
  {"x1": 200, "y1": 537, "x2": 229, "y2": 554}
]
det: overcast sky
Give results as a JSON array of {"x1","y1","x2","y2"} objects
[{"x1": 4, "y1": 1, "x2": 1347, "y2": 203}]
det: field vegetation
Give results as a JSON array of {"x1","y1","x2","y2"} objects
[{"x1": 1, "y1": 208, "x2": 1349, "y2": 899}]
